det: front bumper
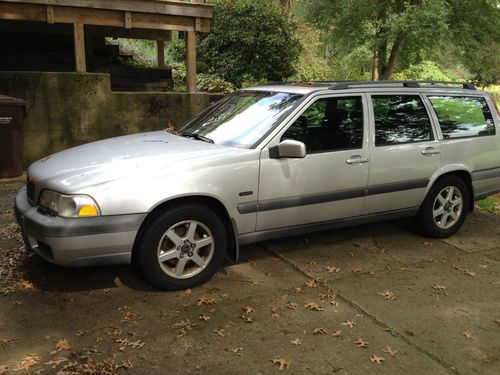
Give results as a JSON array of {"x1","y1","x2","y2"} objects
[{"x1": 14, "y1": 186, "x2": 146, "y2": 267}]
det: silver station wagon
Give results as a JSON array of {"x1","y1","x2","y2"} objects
[{"x1": 15, "y1": 80, "x2": 500, "y2": 290}]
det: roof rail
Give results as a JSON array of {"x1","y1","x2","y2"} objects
[{"x1": 329, "y1": 80, "x2": 476, "y2": 90}]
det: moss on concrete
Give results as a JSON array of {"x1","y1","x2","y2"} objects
[{"x1": 0, "y1": 72, "x2": 222, "y2": 166}]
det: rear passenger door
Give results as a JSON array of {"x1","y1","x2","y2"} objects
[{"x1": 363, "y1": 93, "x2": 440, "y2": 215}]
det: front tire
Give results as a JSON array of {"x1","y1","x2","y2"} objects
[
  {"x1": 416, "y1": 176, "x2": 469, "y2": 238},
  {"x1": 136, "y1": 204, "x2": 227, "y2": 290}
]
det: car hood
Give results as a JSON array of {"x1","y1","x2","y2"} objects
[{"x1": 28, "y1": 131, "x2": 241, "y2": 192}]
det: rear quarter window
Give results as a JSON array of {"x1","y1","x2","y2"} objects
[{"x1": 428, "y1": 96, "x2": 495, "y2": 139}]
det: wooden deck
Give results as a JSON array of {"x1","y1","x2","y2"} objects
[{"x1": 0, "y1": 0, "x2": 214, "y2": 91}]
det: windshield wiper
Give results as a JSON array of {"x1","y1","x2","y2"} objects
[{"x1": 181, "y1": 131, "x2": 214, "y2": 144}]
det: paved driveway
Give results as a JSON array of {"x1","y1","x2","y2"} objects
[{"x1": 0, "y1": 178, "x2": 499, "y2": 374}]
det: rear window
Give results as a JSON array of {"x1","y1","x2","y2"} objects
[
  {"x1": 428, "y1": 96, "x2": 495, "y2": 139},
  {"x1": 372, "y1": 95, "x2": 433, "y2": 146}
]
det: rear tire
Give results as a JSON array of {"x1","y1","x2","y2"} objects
[
  {"x1": 416, "y1": 176, "x2": 469, "y2": 238},
  {"x1": 135, "y1": 204, "x2": 227, "y2": 290}
]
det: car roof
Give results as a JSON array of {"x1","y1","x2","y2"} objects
[{"x1": 241, "y1": 80, "x2": 481, "y2": 96}]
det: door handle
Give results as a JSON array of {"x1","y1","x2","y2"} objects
[
  {"x1": 346, "y1": 156, "x2": 369, "y2": 164},
  {"x1": 422, "y1": 147, "x2": 440, "y2": 155}
]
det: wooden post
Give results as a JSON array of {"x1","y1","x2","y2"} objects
[
  {"x1": 73, "y1": 23, "x2": 86, "y2": 73},
  {"x1": 186, "y1": 30, "x2": 196, "y2": 93},
  {"x1": 157, "y1": 40, "x2": 165, "y2": 68}
]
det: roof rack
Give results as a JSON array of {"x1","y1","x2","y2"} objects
[{"x1": 329, "y1": 80, "x2": 476, "y2": 91}]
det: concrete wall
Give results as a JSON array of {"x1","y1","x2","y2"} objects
[{"x1": 0, "y1": 72, "x2": 222, "y2": 166}]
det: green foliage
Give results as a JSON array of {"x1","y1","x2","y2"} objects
[
  {"x1": 297, "y1": 0, "x2": 499, "y2": 83},
  {"x1": 198, "y1": 0, "x2": 301, "y2": 87},
  {"x1": 173, "y1": 64, "x2": 235, "y2": 94},
  {"x1": 393, "y1": 61, "x2": 460, "y2": 81}
]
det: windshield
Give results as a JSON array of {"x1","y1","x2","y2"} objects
[{"x1": 181, "y1": 91, "x2": 303, "y2": 148}]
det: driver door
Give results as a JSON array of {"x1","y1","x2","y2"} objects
[{"x1": 256, "y1": 94, "x2": 370, "y2": 231}]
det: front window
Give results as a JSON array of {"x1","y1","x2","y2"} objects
[{"x1": 181, "y1": 91, "x2": 303, "y2": 148}]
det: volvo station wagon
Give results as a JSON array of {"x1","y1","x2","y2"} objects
[{"x1": 15, "y1": 80, "x2": 500, "y2": 290}]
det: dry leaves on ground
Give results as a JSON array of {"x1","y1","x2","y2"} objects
[
  {"x1": 56, "y1": 339, "x2": 71, "y2": 351},
  {"x1": 271, "y1": 358, "x2": 290, "y2": 370},
  {"x1": 383, "y1": 346, "x2": 398, "y2": 357},
  {"x1": 324, "y1": 265, "x2": 341, "y2": 273},
  {"x1": 0, "y1": 338, "x2": 17, "y2": 347},
  {"x1": 304, "y1": 302, "x2": 323, "y2": 311},
  {"x1": 287, "y1": 302, "x2": 298, "y2": 310},
  {"x1": 0, "y1": 365, "x2": 7, "y2": 375},
  {"x1": 342, "y1": 320, "x2": 356, "y2": 328},
  {"x1": 291, "y1": 338, "x2": 301, "y2": 345},
  {"x1": 463, "y1": 331, "x2": 475, "y2": 340},
  {"x1": 304, "y1": 279, "x2": 317, "y2": 288},
  {"x1": 332, "y1": 330, "x2": 342, "y2": 337},
  {"x1": 197, "y1": 296, "x2": 217, "y2": 306},
  {"x1": 271, "y1": 307, "x2": 280, "y2": 317},
  {"x1": 378, "y1": 290, "x2": 397, "y2": 301},
  {"x1": 214, "y1": 328, "x2": 227, "y2": 337},
  {"x1": 354, "y1": 338, "x2": 369, "y2": 348},
  {"x1": 242, "y1": 306, "x2": 255, "y2": 314},
  {"x1": 432, "y1": 284, "x2": 447, "y2": 291},
  {"x1": 453, "y1": 265, "x2": 476, "y2": 277},
  {"x1": 199, "y1": 314, "x2": 210, "y2": 321},
  {"x1": 370, "y1": 354, "x2": 385, "y2": 364},
  {"x1": 13, "y1": 354, "x2": 39, "y2": 371},
  {"x1": 312, "y1": 327, "x2": 327, "y2": 335}
]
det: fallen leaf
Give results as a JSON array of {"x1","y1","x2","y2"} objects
[
  {"x1": 354, "y1": 338, "x2": 369, "y2": 348},
  {"x1": 221, "y1": 293, "x2": 230, "y2": 299},
  {"x1": 324, "y1": 265, "x2": 341, "y2": 273},
  {"x1": 432, "y1": 284, "x2": 447, "y2": 291},
  {"x1": 370, "y1": 354, "x2": 385, "y2": 364},
  {"x1": 271, "y1": 307, "x2": 280, "y2": 318},
  {"x1": 18, "y1": 279, "x2": 34, "y2": 289},
  {"x1": 185, "y1": 288, "x2": 192, "y2": 295},
  {"x1": 214, "y1": 329, "x2": 227, "y2": 337},
  {"x1": 56, "y1": 339, "x2": 71, "y2": 351},
  {"x1": 312, "y1": 327, "x2": 327, "y2": 335},
  {"x1": 199, "y1": 314, "x2": 210, "y2": 321},
  {"x1": 293, "y1": 287, "x2": 304, "y2": 294},
  {"x1": 13, "y1": 354, "x2": 38, "y2": 371},
  {"x1": 0, "y1": 365, "x2": 6, "y2": 375},
  {"x1": 43, "y1": 357, "x2": 68, "y2": 368},
  {"x1": 304, "y1": 302, "x2": 323, "y2": 311},
  {"x1": 197, "y1": 297, "x2": 217, "y2": 306},
  {"x1": 241, "y1": 314, "x2": 254, "y2": 323},
  {"x1": 271, "y1": 358, "x2": 290, "y2": 370},
  {"x1": 287, "y1": 302, "x2": 298, "y2": 310},
  {"x1": 352, "y1": 268, "x2": 362, "y2": 273},
  {"x1": 342, "y1": 320, "x2": 356, "y2": 328},
  {"x1": 242, "y1": 306, "x2": 255, "y2": 314},
  {"x1": 75, "y1": 330, "x2": 87, "y2": 337},
  {"x1": 378, "y1": 290, "x2": 396, "y2": 301},
  {"x1": 463, "y1": 331, "x2": 475, "y2": 340},
  {"x1": 230, "y1": 347, "x2": 243, "y2": 355},
  {"x1": 291, "y1": 338, "x2": 301, "y2": 345},
  {"x1": 383, "y1": 346, "x2": 398, "y2": 357},
  {"x1": 0, "y1": 338, "x2": 17, "y2": 347},
  {"x1": 332, "y1": 330, "x2": 342, "y2": 337},
  {"x1": 304, "y1": 279, "x2": 317, "y2": 288}
]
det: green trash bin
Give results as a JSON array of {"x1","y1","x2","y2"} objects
[{"x1": 0, "y1": 95, "x2": 26, "y2": 178}]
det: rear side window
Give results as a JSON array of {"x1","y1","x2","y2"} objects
[
  {"x1": 428, "y1": 96, "x2": 495, "y2": 139},
  {"x1": 372, "y1": 95, "x2": 433, "y2": 146}
]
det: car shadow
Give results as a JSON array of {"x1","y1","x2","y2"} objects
[{"x1": 18, "y1": 218, "x2": 418, "y2": 293}]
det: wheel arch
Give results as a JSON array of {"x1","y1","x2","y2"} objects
[
  {"x1": 428, "y1": 169, "x2": 474, "y2": 212},
  {"x1": 132, "y1": 195, "x2": 239, "y2": 264}
]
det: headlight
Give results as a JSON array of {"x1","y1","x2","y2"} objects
[{"x1": 39, "y1": 190, "x2": 100, "y2": 218}]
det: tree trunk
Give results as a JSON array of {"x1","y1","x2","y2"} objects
[
  {"x1": 381, "y1": 34, "x2": 404, "y2": 80},
  {"x1": 371, "y1": 46, "x2": 378, "y2": 81}
]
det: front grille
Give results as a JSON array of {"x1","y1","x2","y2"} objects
[{"x1": 27, "y1": 180, "x2": 35, "y2": 205}]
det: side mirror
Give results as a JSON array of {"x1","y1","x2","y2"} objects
[{"x1": 269, "y1": 140, "x2": 306, "y2": 159}]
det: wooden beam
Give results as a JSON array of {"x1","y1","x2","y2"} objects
[
  {"x1": 186, "y1": 30, "x2": 196, "y2": 93},
  {"x1": 124, "y1": 11, "x2": 132, "y2": 29},
  {"x1": 157, "y1": 40, "x2": 165, "y2": 68},
  {"x1": 0, "y1": 3, "x2": 211, "y2": 32},
  {"x1": 46, "y1": 4, "x2": 54, "y2": 23},
  {"x1": 73, "y1": 23, "x2": 86, "y2": 73},
  {"x1": 0, "y1": 0, "x2": 215, "y2": 19}
]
